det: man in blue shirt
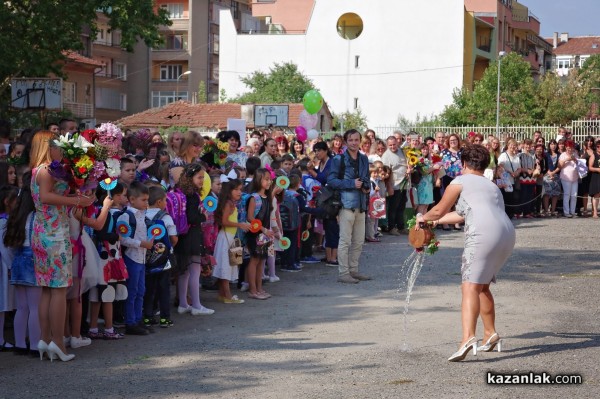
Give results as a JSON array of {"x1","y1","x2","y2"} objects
[{"x1": 327, "y1": 129, "x2": 372, "y2": 284}]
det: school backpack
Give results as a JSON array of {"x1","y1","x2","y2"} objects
[
  {"x1": 120, "y1": 209, "x2": 173, "y2": 273},
  {"x1": 166, "y1": 188, "x2": 189, "y2": 235},
  {"x1": 280, "y1": 190, "x2": 300, "y2": 231},
  {"x1": 93, "y1": 208, "x2": 126, "y2": 244},
  {"x1": 315, "y1": 154, "x2": 346, "y2": 219},
  {"x1": 236, "y1": 192, "x2": 262, "y2": 245}
]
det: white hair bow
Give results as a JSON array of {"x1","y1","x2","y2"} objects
[{"x1": 220, "y1": 169, "x2": 238, "y2": 183}]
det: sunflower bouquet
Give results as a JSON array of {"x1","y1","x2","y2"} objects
[{"x1": 201, "y1": 140, "x2": 230, "y2": 169}]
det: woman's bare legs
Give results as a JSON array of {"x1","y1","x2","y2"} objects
[
  {"x1": 478, "y1": 284, "x2": 497, "y2": 342},
  {"x1": 459, "y1": 282, "x2": 484, "y2": 348}
]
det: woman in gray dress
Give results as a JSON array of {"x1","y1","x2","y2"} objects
[{"x1": 416, "y1": 144, "x2": 515, "y2": 362}]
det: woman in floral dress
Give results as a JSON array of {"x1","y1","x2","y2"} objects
[
  {"x1": 440, "y1": 134, "x2": 463, "y2": 230},
  {"x1": 30, "y1": 131, "x2": 95, "y2": 361}
]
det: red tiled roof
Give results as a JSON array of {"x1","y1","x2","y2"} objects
[
  {"x1": 116, "y1": 101, "x2": 332, "y2": 130},
  {"x1": 62, "y1": 51, "x2": 104, "y2": 67},
  {"x1": 544, "y1": 36, "x2": 600, "y2": 56}
]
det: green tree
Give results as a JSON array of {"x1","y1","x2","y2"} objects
[
  {"x1": 332, "y1": 108, "x2": 368, "y2": 132},
  {"x1": 230, "y1": 62, "x2": 316, "y2": 103},
  {"x1": 197, "y1": 81, "x2": 207, "y2": 104},
  {"x1": 537, "y1": 71, "x2": 590, "y2": 125},
  {"x1": 578, "y1": 54, "x2": 600, "y2": 113},
  {"x1": 441, "y1": 52, "x2": 541, "y2": 125},
  {"x1": 0, "y1": 1, "x2": 170, "y2": 93}
]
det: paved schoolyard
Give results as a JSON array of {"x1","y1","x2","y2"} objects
[{"x1": 1, "y1": 216, "x2": 599, "y2": 398}]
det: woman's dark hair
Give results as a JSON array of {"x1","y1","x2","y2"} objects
[
  {"x1": 461, "y1": 144, "x2": 490, "y2": 172},
  {"x1": 4, "y1": 172, "x2": 33, "y2": 248},
  {"x1": 248, "y1": 168, "x2": 272, "y2": 200},
  {"x1": 215, "y1": 178, "x2": 242, "y2": 229},
  {"x1": 217, "y1": 130, "x2": 241, "y2": 149},
  {"x1": 0, "y1": 162, "x2": 16, "y2": 186},
  {"x1": 547, "y1": 139, "x2": 558, "y2": 154},
  {"x1": 0, "y1": 184, "x2": 18, "y2": 213},
  {"x1": 312, "y1": 141, "x2": 330, "y2": 155},
  {"x1": 289, "y1": 139, "x2": 304, "y2": 158}
]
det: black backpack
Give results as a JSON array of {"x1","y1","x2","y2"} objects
[{"x1": 315, "y1": 154, "x2": 346, "y2": 219}]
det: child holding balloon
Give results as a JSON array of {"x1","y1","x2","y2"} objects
[{"x1": 213, "y1": 178, "x2": 250, "y2": 303}]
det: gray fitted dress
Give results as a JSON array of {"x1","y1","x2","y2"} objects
[{"x1": 450, "y1": 174, "x2": 515, "y2": 284}]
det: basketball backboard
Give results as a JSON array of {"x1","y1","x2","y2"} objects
[
  {"x1": 254, "y1": 105, "x2": 288, "y2": 127},
  {"x1": 11, "y1": 78, "x2": 62, "y2": 110}
]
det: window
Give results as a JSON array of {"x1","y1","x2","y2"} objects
[
  {"x1": 211, "y1": 34, "x2": 219, "y2": 54},
  {"x1": 160, "y1": 65, "x2": 183, "y2": 81},
  {"x1": 557, "y1": 58, "x2": 571, "y2": 69},
  {"x1": 115, "y1": 63, "x2": 127, "y2": 81},
  {"x1": 96, "y1": 88, "x2": 122, "y2": 110},
  {"x1": 355, "y1": 55, "x2": 360, "y2": 68},
  {"x1": 119, "y1": 94, "x2": 127, "y2": 111},
  {"x1": 354, "y1": 97, "x2": 359, "y2": 110},
  {"x1": 161, "y1": 3, "x2": 184, "y2": 19},
  {"x1": 64, "y1": 82, "x2": 76, "y2": 103},
  {"x1": 231, "y1": 1, "x2": 240, "y2": 19},
  {"x1": 152, "y1": 91, "x2": 188, "y2": 108},
  {"x1": 580, "y1": 56, "x2": 589, "y2": 67}
]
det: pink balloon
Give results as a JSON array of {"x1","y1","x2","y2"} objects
[
  {"x1": 295, "y1": 126, "x2": 307, "y2": 142},
  {"x1": 299, "y1": 110, "x2": 318, "y2": 130}
]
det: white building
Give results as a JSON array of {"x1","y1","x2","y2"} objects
[
  {"x1": 218, "y1": 0, "x2": 466, "y2": 128},
  {"x1": 548, "y1": 32, "x2": 600, "y2": 77}
]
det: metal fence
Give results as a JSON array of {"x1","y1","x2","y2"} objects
[{"x1": 372, "y1": 119, "x2": 600, "y2": 145}]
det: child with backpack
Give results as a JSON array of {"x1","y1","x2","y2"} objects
[
  {"x1": 172, "y1": 163, "x2": 214, "y2": 316},
  {"x1": 213, "y1": 178, "x2": 250, "y2": 303},
  {"x1": 280, "y1": 174, "x2": 302, "y2": 272},
  {"x1": 245, "y1": 168, "x2": 275, "y2": 299},
  {"x1": 89, "y1": 183, "x2": 129, "y2": 340},
  {"x1": 118, "y1": 181, "x2": 155, "y2": 335},
  {"x1": 236, "y1": 157, "x2": 260, "y2": 291},
  {"x1": 143, "y1": 186, "x2": 178, "y2": 328}
]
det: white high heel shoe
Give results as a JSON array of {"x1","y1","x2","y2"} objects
[
  {"x1": 48, "y1": 341, "x2": 75, "y2": 362},
  {"x1": 448, "y1": 336, "x2": 478, "y2": 362},
  {"x1": 37, "y1": 340, "x2": 56, "y2": 361},
  {"x1": 477, "y1": 333, "x2": 502, "y2": 352}
]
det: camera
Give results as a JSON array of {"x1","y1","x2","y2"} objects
[{"x1": 361, "y1": 178, "x2": 370, "y2": 191}]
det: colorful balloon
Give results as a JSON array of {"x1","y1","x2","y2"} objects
[
  {"x1": 295, "y1": 126, "x2": 307, "y2": 142},
  {"x1": 303, "y1": 90, "x2": 323, "y2": 115},
  {"x1": 299, "y1": 110, "x2": 318, "y2": 130},
  {"x1": 307, "y1": 129, "x2": 319, "y2": 140}
]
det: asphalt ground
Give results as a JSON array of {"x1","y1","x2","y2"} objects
[{"x1": 1, "y1": 215, "x2": 599, "y2": 398}]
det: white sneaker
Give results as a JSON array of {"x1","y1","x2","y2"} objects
[
  {"x1": 191, "y1": 306, "x2": 215, "y2": 316},
  {"x1": 63, "y1": 336, "x2": 71, "y2": 348},
  {"x1": 177, "y1": 305, "x2": 192, "y2": 314},
  {"x1": 240, "y1": 282, "x2": 249, "y2": 292},
  {"x1": 70, "y1": 336, "x2": 92, "y2": 348},
  {"x1": 269, "y1": 275, "x2": 280, "y2": 283}
]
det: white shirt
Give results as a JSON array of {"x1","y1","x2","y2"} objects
[{"x1": 118, "y1": 206, "x2": 148, "y2": 264}]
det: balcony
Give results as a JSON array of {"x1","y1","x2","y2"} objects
[{"x1": 64, "y1": 102, "x2": 94, "y2": 118}]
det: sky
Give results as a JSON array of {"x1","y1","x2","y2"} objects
[{"x1": 523, "y1": 0, "x2": 599, "y2": 37}]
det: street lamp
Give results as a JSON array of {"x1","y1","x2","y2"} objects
[
  {"x1": 176, "y1": 70, "x2": 192, "y2": 102},
  {"x1": 496, "y1": 51, "x2": 506, "y2": 136}
]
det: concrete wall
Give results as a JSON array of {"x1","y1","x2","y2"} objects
[{"x1": 219, "y1": 0, "x2": 465, "y2": 127}]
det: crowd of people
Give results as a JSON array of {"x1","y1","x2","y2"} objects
[{"x1": 0, "y1": 117, "x2": 594, "y2": 362}]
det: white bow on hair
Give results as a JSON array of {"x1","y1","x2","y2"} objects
[{"x1": 220, "y1": 170, "x2": 238, "y2": 183}]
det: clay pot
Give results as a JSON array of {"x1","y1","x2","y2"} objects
[{"x1": 408, "y1": 224, "x2": 434, "y2": 249}]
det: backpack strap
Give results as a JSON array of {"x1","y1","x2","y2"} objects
[{"x1": 152, "y1": 209, "x2": 168, "y2": 222}]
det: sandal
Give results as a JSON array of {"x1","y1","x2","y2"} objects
[{"x1": 248, "y1": 292, "x2": 268, "y2": 300}]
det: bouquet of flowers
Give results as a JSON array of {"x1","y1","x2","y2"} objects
[
  {"x1": 201, "y1": 139, "x2": 230, "y2": 169},
  {"x1": 51, "y1": 132, "x2": 97, "y2": 189}
]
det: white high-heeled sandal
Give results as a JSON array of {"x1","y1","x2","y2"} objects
[
  {"x1": 477, "y1": 333, "x2": 502, "y2": 352},
  {"x1": 448, "y1": 336, "x2": 478, "y2": 362}
]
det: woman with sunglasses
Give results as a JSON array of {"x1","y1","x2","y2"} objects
[
  {"x1": 275, "y1": 136, "x2": 290, "y2": 158},
  {"x1": 169, "y1": 131, "x2": 204, "y2": 186}
]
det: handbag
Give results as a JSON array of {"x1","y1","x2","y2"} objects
[{"x1": 226, "y1": 234, "x2": 243, "y2": 266}]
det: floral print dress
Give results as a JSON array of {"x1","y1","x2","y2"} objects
[{"x1": 32, "y1": 165, "x2": 72, "y2": 288}]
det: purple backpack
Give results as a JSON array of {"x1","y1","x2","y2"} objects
[{"x1": 166, "y1": 188, "x2": 190, "y2": 235}]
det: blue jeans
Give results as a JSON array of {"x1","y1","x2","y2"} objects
[{"x1": 124, "y1": 256, "x2": 145, "y2": 326}]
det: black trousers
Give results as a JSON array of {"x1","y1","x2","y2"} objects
[
  {"x1": 143, "y1": 271, "x2": 171, "y2": 319},
  {"x1": 386, "y1": 189, "x2": 407, "y2": 230}
]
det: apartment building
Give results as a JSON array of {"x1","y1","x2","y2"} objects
[
  {"x1": 464, "y1": 0, "x2": 552, "y2": 78},
  {"x1": 151, "y1": 0, "x2": 256, "y2": 108},
  {"x1": 548, "y1": 33, "x2": 600, "y2": 76}
]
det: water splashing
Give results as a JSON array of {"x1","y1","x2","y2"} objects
[{"x1": 396, "y1": 251, "x2": 426, "y2": 352}]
